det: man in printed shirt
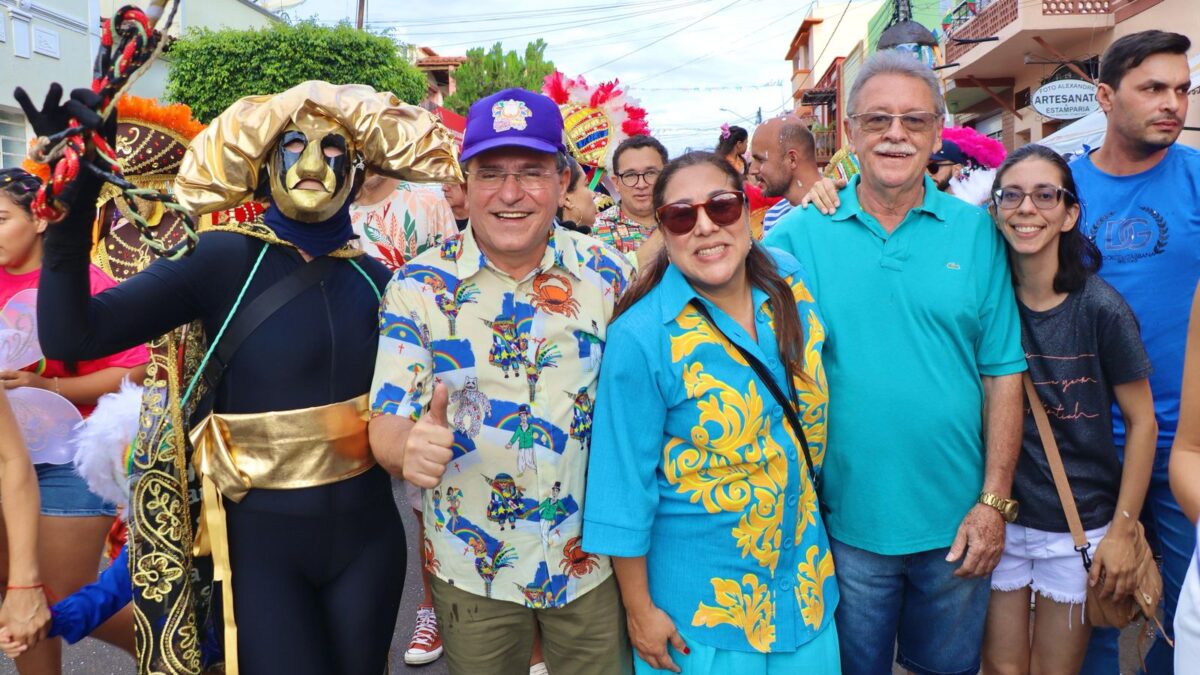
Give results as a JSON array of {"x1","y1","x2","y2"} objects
[
  {"x1": 368, "y1": 88, "x2": 633, "y2": 675},
  {"x1": 592, "y1": 135, "x2": 668, "y2": 258}
]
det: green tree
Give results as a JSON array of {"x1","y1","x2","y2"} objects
[
  {"x1": 166, "y1": 21, "x2": 427, "y2": 123},
  {"x1": 444, "y1": 40, "x2": 555, "y2": 115}
]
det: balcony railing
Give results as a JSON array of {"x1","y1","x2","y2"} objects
[
  {"x1": 945, "y1": 0, "x2": 1018, "y2": 62},
  {"x1": 945, "y1": 0, "x2": 1113, "y2": 61},
  {"x1": 1044, "y1": 1, "x2": 1111, "y2": 14}
]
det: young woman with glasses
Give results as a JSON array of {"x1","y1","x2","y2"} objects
[
  {"x1": 582, "y1": 152, "x2": 840, "y2": 674},
  {"x1": 981, "y1": 144, "x2": 1156, "y2": 674}
]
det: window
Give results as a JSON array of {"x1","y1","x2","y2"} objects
[{"x1": 0, "y1": 109, "x2": 29, "y2": 170}]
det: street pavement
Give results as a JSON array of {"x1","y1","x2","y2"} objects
[
  {"x1": 0, "y1": 481, "x2": 448, "y2": 675},
  {"x1": 0, "y1": 481, "x2": 1148, "y2": 674}
]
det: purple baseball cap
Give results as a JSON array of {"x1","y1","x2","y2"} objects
[{"x1": 459, "y1": 88, "x2": 566, "y2": 164}]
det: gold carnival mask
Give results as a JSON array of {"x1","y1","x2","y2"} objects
[
  {"x1": 174, "y1": 81, "x2": 465, "y2": 218},
  {"x1": 267, "y1": 118, "x2": 358, "y2": 222}
]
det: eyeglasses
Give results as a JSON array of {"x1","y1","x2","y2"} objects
[
  {"x1": 617, "y1": 169, "x2": 661, "y2": 187},
  {"x1": 992, "y1": 186, "x2": 1074, "y2": 210},
  {"x1": 466, "y1": 168, "x2": 558, "y2": 190},
  {"x1": 655, "y1": 191, "x2": 746, "y2": 235},
  {"x1": 927, "y1": 161, "x2": 955, "y2": 174},
  {"x1": 849, "y1": 111, "x2": 939, "y2": 134}
]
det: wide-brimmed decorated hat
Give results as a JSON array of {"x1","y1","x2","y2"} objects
[
  {"x1": 541, "y1": 72, "x2": 650, "y2": 174},
  {"x1": 101, "y1": 96, "x2": 208, "y2": 224},
  {"x1": 174, "y1": 80, "x2": 463, "y2": 217}
]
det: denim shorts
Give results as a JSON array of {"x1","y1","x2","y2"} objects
[
  {"x1": 35, "y1": 463, "x2": 117, "y2": 517},
  {"x1": 831, "y1": 536, "x2": 991, "y2": 675},
  {"x1": 992, "y1": 522, "x2": 1108, "y2": 605}
]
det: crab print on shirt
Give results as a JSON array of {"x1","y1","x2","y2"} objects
[{"x1": 370, "y1": 225, "x2": 631, "y2": 607}]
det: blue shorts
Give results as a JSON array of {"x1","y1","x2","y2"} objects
[{"x1": 35, "y1": 463, "x2": 117, "y2": 517}]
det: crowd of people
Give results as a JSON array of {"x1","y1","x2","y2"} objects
[{"x1": 0, "y1": 23, "x2": 1194, "y2": 675}]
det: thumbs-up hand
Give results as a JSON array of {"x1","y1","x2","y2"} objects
[{"x1": 403, "y1": 382, "x2": 455, "y2": 488}]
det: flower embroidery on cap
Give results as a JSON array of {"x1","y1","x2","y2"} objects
[{"x1": 492, "y1": 99, "x2": 533, "y2": 132}]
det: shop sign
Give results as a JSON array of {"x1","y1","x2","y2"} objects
[{"x1": 1031, "y1": 79, "x2": 1099, "y2": 120}]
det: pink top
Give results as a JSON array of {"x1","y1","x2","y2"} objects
[{"x1": 0, "y1": 265, "x2": 149, "y2": 416}]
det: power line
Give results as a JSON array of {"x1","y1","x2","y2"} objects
[
  {"x1": 630, "y1": 0, "x2": 818, "y2": 85},
  {"x1": 416, "y1": 2, "x2": 716, "y2": 49},
  {"x1": 366, "y1": 0, "x2": 702, "y2": 27},
  {"x1": 584, "y1": 0, "x2": 747, "y2": 73},
  {"x1": 544, "y1": 16, "x2": 698, "y2": 51},
  {"x1": 637, "y1": 80, "x2": 783, "y2": 91},
  {"x1": 379, "y1": 0, "x2": 711, "y2": 37},
  {"x1": 802, "y1": 0, "x2": 854, "y2": 91},
  {"x1": 765, "y1": 0, "x2": 856, "y2": 116}
]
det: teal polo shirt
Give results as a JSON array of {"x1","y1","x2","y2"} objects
[{"x1": 764, "y1": 175, "x2": 1026, "y2": 555}]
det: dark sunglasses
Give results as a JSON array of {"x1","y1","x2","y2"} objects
[
  {"x1": 655, "y1": 191, "x2": 746, "y2": 235},
  {"x1": 926, "y1": 161, "x2": 954, "y2": 174}
]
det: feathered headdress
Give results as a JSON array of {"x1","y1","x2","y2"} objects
[
  {"x1": 542, "y1": 71, "x2": 651, "y2": 173},
  {"x1": 941, "y1": 126, "x2": 1007, "y2": 206},
  {"x1": 941, "y1": 126, "x2": 1006, "y2": 170}
]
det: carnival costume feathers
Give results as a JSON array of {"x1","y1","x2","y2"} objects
[
  {"x1": 942, "y1": 126, "x2": 1007, "y2": 207},
  {"x1": 71, "y1": 378, "x2": 142, "y2": 515},
  {"x1": 541, "y1": 71, "x2": 651, "y2": 174}
]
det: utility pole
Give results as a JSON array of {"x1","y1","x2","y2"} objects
[{"x1": 356, "y1": 0, "x2": 367, "y2": 30}]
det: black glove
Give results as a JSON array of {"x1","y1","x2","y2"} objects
[
  {"x1": 14, "y1": 84, "x2": 70, "y2": 139},
  {"x1": 14, "y1": 84, "x2": 116, "y2": 151}
]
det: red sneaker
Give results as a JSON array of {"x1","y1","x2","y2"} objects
[{"x1": 404, "y1": 604, "x2": 443, "y2": 665}]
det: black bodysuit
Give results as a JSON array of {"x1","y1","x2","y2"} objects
[{"x1": 39, "y1": 195, "x2": 405, "y2": 675}]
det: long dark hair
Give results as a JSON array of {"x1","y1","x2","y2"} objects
[
  {"x1": 991, "y1": 144, "x2": 1100, "y2": 294},
  {"x1": 615, "y1": 151, "x2": 808, "y2": 381},
  {"x1": 0, "y1": 168, "x2": 42, "y2": 213}
]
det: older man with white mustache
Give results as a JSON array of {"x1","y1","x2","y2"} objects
[{"x1": 764, "y1": 50, "x2": 1026, "y2": 675}]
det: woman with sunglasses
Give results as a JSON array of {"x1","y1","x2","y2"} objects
[
  {"x1": 583, "y1": 152, "x2": 839, "y2": 674},
  {"x1": 981, "y1": 144, "x2": 1156, "y2": 674}
]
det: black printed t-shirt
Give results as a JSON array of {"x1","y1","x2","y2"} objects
[{"x1": 1015, "y1": 274, "x2": 1152, "y2": 532}]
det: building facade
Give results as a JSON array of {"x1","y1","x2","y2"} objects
[
  {"x1": 939, "y1": 0, "x2": 1200, "y2": 150},
  {"x1": 787, "y1": 0, "x2": 949, "y2": 166},
  {"x1": 0, "y1": 0, "x2": 96, "y2": 168},
  {"x1": 0, "y1": 0, "x2": 276, "y2": 169}
]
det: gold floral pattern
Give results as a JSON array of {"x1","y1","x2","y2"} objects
[
  {"x1": 130, "y1": 324, "x2": 211, "y2": 674},
  {"x1": 665, "y1": 273, "x2": 832, "y2": 653},
  {"x1": 692, "y1": 574, "x2": 777, "y2": 652},
  {"x1": 132, "y1": 552, "x2": 185, "y2": 602},
  {"x1": 795, "y1": 545, "x2": 835, "y2": 630}
]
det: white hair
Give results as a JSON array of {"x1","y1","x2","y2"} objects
[{"x1": 847, "y1": 50, "x2": 945, "y2": 115}]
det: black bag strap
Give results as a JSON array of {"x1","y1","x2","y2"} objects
[
  {"x1": 201, "y1": 255, "x2": 338, "y2": 393},
  {"x1": 690, "y1": 302, "x2": 820, "y2": 491}
]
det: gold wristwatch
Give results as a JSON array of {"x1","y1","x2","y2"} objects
[{"x1": 978, "y1": 492, "x2": 1019, "y2": 523}]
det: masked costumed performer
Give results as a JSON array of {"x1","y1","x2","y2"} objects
[{"x1": 19, "y1": 81, "x2": 461, "y2": 675}]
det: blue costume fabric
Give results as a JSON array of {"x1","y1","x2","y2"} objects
[{"x1": 49, "y1": 546, "x2": 130, "y2": 645}]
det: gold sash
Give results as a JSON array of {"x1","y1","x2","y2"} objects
[
  {"x1": 190, "y1": 395, "x2": 374, "y2": 675},
  {"x1": 190, "y1": 394, "x2": 374, "y2": 502}
]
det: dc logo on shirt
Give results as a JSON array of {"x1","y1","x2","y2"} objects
[{"x1": 1082, "y1": 206, "x2": 1168, "y2": 263}]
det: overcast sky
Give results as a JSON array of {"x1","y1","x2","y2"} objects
[{"x1": 282, "y1": 0, "x2": 835, "y2": 155}]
